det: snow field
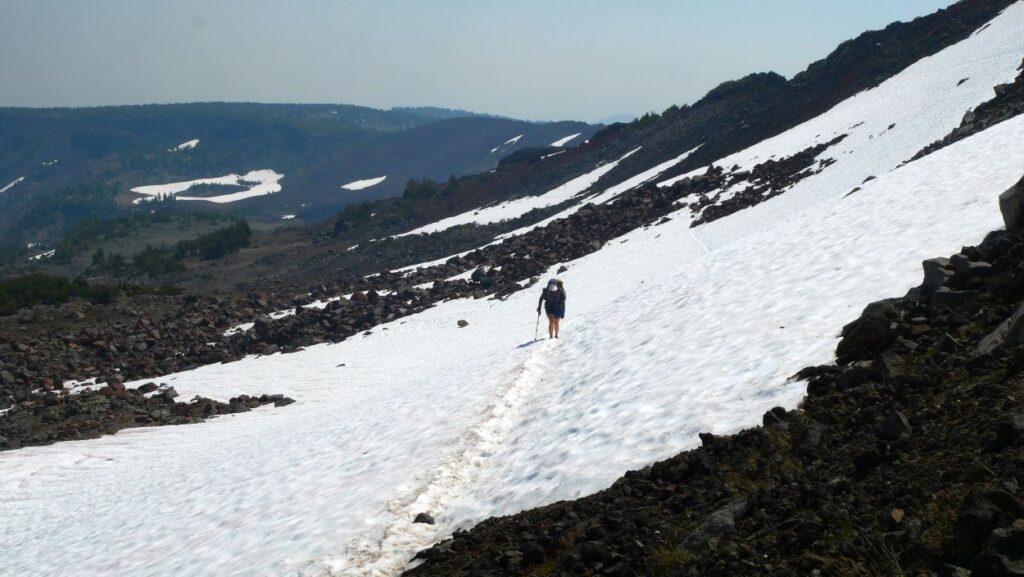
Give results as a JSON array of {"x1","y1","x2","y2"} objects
[{"x1": 130, "y1": 169, "x2": 284, "y2": 204}]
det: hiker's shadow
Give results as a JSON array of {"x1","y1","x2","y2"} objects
[{"x1": 516, "y1": 339, "x2": 541, "y2": 349}]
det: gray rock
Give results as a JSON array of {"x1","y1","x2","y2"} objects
[
  {"x1": 836, "y1": 299, "x2": 900, "y2": 363},
  {"x1": 971, "y1": 527, "x2": 1024, "y2": 577},
  {"x1": 978, "y1": 303, "x2": 1024, "y2": 355},
  {"x1": 798, "y1": 421, "x2": 827, "y2": 453},
  {"x1": 931, "y1": 287, "x2": 979, "y2": 309},
  {"x1": 456, "y1": 319, "x2": 469, "y2": 328},
  {"x1": 413, "y1": 512, "x2": 434, "y2": 525},
  {"x1": 922, "y1": 258, "x2": 954, "y2": 296},
  {"x1": 999, "y1": 175, "x2": 1024, "y2": 232},
  {"x1": 951, "y1": 253, "x2": 995, "y2": 277},
  {"x1": 682, "y1": 496, "x2": 750, "y2": 552}
]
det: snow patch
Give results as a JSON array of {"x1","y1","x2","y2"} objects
[
  {"x1": 490, "y1": 134, "x2": 524, "y2": 153},
  {"x1": 342, "y1": 176, "x2": 388, "y2": 191},
  {"x1": 28, "y1": 249, "x2": 55, "y2": 261},
  {"x1": 130, "y1": 169, "x2": 284, "y2": 204},
  {"x1": 550, "y1": 132, "x2": 582, "y2": 147},
  {"x1": 169, "y1": 139, "x2": 199, "y2": 152},
  {"x1": 0, "y1": 177, "x2": 25, "y2": 194}
]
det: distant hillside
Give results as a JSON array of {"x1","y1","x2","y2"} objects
[{"x1": 0, "y1": 102, "x2": 597, "y2": 246}]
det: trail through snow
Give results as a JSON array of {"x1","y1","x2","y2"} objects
[{"x1": 327, "y1": 339, "x2": 557, "y2": 576}]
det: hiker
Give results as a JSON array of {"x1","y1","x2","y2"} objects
[{"x1": 537, "y1": 278, "x2": 566, "y2": 339}]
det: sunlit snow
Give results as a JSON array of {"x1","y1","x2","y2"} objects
[
  {"x1": 550, "y1": 132, "x2": 582, "y2": 147},
  {"x1": 342, "y1": 176, "x2": 388, "y2": 191}
]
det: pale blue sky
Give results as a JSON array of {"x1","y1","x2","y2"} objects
[{"x1": 0, "y1": 0, "x2": 953, "y2": 121}]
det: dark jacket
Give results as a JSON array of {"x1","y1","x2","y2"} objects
[{"x1": 538, "y1": 286, "x2": 566, "y2": 316}]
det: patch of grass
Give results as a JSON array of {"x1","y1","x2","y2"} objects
[
  {"x1": 652, "y1": 545, "x2": 696, "y2": 575},
  {"x1": 920, "y1": 488, "x2": 967, "y2": 554},
  {"x1": 524, "y1": 558, "x2": 557, "y2": 576}
]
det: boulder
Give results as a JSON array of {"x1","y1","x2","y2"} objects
[
  {"x1": 971, "y1": 527, "x2": 1024, "y2": 577},
  {"x1": 136, "y1": 383, "x2": 159, "y2": 394},
  {"x1": 682, "y1": 497, "x2": 750, "y2": 552},
  {"x1": 836, "y1": 300, "x2": 900, "y2": 363},
  {"x1": 998, "y1": 175, "x2": 1024, "y2": 232},
  {"x1": 922, "y1": 258, "x2": 954, "y2": 296},
  {"x1": 413, "y1": 512, "x2": 435, "y2": 525},
  {"x1": 978, "y1": 303, "x2": 1024, "y2": 356},
  {"x1": 931, "y1": 288, "x2": 979, "y2": 310},
  {"x1": 876, "y1": 411, "x2": 911, "y2": 441}
]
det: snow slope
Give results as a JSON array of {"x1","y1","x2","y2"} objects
[
  {"x1": 130, "y1": 169, "x2": 284, "y2": 204},
  {"x1": 392, "y1": 148, "x2": 641, "y2": 238},
  {"x1": 3, "y1": 6, "x2": 1024, "y2": 577},
  {"x1": 0, "y1": 176, "x2": 25, "y2": 194},
  {"x1": 342, "y1": 176, "x2": 388, "y2": 191}
]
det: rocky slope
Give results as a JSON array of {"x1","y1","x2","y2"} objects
[{"x1": 403, "y1": 178, "x2": 1024, "y2": 576}]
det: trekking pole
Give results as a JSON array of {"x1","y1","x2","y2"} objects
[{"x1": 534, "y1": 311, "x2": 541, "y2": 341}]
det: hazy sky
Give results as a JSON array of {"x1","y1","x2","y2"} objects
[{"x1": 0, "y1": 0, "x2": 953, "y2": 122}]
